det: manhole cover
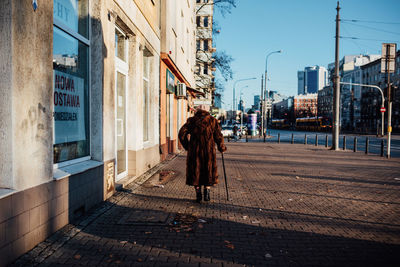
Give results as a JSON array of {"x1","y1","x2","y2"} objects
[{"x1": 118, "y1": 210, "x2": 172, "y2": 225}]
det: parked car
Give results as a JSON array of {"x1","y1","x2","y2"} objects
[{"x1": 221, "y1": 126, "x2": 233, "y2": 137}]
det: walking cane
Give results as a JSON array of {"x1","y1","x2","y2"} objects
[{"x1": 221, "y1": 152, "x2": 229, "y2": 201}]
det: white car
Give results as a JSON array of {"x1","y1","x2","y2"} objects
[{"x1": 221, "y1": 126, "x2": 233, "y2": 137}]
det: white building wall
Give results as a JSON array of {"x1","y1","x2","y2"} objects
[{"x1": 161, "y1": 0, "x2": 196, "y2": 87}]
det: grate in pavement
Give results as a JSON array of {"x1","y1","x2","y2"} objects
[{"x1": 117, "y1": 210, "x2": 173, "y2": 225}]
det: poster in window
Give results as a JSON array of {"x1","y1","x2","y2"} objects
[
  {"x1": 166, "y1": 69, "x2": 175, "y2": 94},
  {"x1": 53, "y1": 70, "x2": 86, "y2": 144}
]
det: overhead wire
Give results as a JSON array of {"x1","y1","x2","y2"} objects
[
  {"x1": 341, "y1": 23, "x2": 366, "y2": 53},
  {"x1": 341, "y1": 21, "x2": 400, "y2": 36},
  {"x1": 340, "y1": 24, "x2": 390, "y2": 53},
  {"x1": 341, "y1": 19, "x2": 400, "y2": 25},
  {"x1": 340, "y1": 36, "x2": 399, "y2": 43}
]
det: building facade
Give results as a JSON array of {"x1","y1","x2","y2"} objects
[
  {"x1": 0, "y1": 1, "x2": 197, "y2": 264},
  {"x1": 294, "y1": 93, "x2": 318, "y2": 118},
  {"x1": 317, "y1": 86, "x2": 333, "y2": 120},
  {"x1": 194, "y1": 0, "x2": 215, "y2": 110},
  {"x1": 272, "y1": 97, "x2": 294, "y2": 123},
  {"x1": 360, "y1": 52, "x2": 400, "y2": 134},
  {"x1": 159, "y1": 0, "x2": 197, "y2": 160}
]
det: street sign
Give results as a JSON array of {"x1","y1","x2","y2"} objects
[
  {"x1": 380, "y1": 107, "x2": 386, "y2": 113},
  {"x1": 381, "y1": 43, "x2": 397, "y2": 73}
]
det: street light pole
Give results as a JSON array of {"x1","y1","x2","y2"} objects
[
  {"x1": 232, "y1": 78, "x2": 256, "y2": 124},
  {"x1": 332, "y1": 1, "x2": 341, "y2": 150},
  {"x1": 239, "y1": 86, "x2": 248, "y2": 133},
  {"x1": 262, "y1": 50, "x2": 282, "y2": 136}
]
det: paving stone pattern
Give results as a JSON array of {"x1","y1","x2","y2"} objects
[{"x1": 11, "y1": 142, "x2": 400, "y2": 266}]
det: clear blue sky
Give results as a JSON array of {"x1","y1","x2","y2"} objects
[{"x1": 213, "y1": 0, "x2": 400, "y2": 110}]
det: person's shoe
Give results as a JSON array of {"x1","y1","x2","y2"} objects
[
  {"x1": 196, "y1": 188, "x2": 202, "y2": 203},
  {"x1": 203, "y1": 188, "x2": 210, "y2": 201}
]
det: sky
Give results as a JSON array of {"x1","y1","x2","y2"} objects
[{"x1": 213, "y1": 0, "x2": 400, "y2": 110}]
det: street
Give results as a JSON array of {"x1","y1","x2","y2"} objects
[
  {"x1": 239, "y1": 129, "x2": 400, "y2": 158},
  {"x1": 12, "y1": 142, "x2": 400, "y2": 267}
]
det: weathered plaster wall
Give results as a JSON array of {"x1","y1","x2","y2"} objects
[
  {"x1": 160, "y1": 0, "x2": 196, "y2": 88},
  {"x1": 133, "y1": 0, "x2": 161, "y2": 37},
  {"x1": 0, "y1": 0, "x2": 13, "y2": 189},
  {"x1": 12, "y1": 1, "x2": 53, "y2": 190},
  {"x1": 90, "y1": 0, "x2": 105, "y2": 162},
  {"x1": 102, "y1": 0, "x2": 116, "y2": 163}
]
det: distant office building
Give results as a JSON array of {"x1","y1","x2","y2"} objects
[
  {"x1": 253, "y1": 95, "x2": 260, "y2": 110},
  {"x1": 297, "y1": 71, "x2": 305, "y2": 95},
  {"x1": 238, "y1": 99, "x2": 245, "y2": 112},
  {"x1": 213, "y1": 92, "x2": 222, "y2": 109},
  {"x1": 298, "y1": 66, "x2": 327, "y2": 95}
]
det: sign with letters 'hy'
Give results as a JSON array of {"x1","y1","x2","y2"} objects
[{"x1": 53, "y1": 70, "x2": 85, "y2": 144}]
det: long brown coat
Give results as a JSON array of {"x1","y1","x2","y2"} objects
[{"x1": 178, "y1": 110, "x2": 226, "y2": 186}]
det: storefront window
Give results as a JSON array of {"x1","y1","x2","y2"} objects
[
  {"x1": 53, "y1": 0, "x2": 89, "y2": 164},
  {"x1": 53, "y1": 0, "x2": 89, "y2": 38}
]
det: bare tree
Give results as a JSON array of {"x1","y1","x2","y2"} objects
[{"x1": 196, "y1": 0, "x2": 237, "y2": 16}]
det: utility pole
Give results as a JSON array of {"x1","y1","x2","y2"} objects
[
  {"x1": 332, "y1": 1, "x2": 341, "y2": 150},
  {"x1": 387, "y1": 57, "x2": 392, "y2": 158},
  {"x1": 260, "y1": 74, "x2": 264, "y2": 135},
  {"x1": 381, "y1": 43, "x2": 396, "y2": 158}
]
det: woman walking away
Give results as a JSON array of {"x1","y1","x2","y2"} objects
[{"x1": 178, "y1": 108, "x2": 227, "y2": 203}]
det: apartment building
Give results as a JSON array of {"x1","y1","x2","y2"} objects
[
  {"x1": 361, "y1": 51, "x2": 400, "y2": 134},
  {"x1": 294, "y1": 94, "x2": 318, "y2": 118},
  {"x1": 0, "y1": 1, "x2": 197, "y2": 264},
  {"x1": 159, "y1": 0, "x2": 197, "y2": 160},
  {"x1": 194, "y1": 0, "x2": 215, "y2": 110}
]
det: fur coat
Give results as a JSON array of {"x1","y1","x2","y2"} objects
[{"x1": 178, "y1": 109, "x2": 227, "y2": 186}]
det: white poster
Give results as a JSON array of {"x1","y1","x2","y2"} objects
[{"x1": 53, "y1": 70, "x2": 85, "y2": 144}]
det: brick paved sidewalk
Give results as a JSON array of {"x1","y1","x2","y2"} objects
[{"x1": 11, "y1": 142, "x2": 400, "y2": 266}]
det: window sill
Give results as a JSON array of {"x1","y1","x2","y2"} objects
[
  {"x1": 0, "y1": 188, "x2": 15, "y2": 200},
  {"x1": 53, "y1": 160, "x2": 104, "y2": 180}
]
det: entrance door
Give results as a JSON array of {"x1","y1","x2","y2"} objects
[
  {"x1": 115, "y1": 26, "x2": 128, "y2": 180},
  {"x1": 116, "y1": 71, "x2": 127, "y2": 179}
]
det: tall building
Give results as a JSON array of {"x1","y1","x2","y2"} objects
[
  {"x1": 214, "y1": 92, "x2": 222, "y2": 108},
  {"x1": 298, "y1": 66, "x2": 327, "y2": 94},
  {"x1": 194, "y1": 0, "x2": 215, "y2": 110},
  {"x1": 238, "y1": 99, "x2": 245, "y2": 111},
  {"x1": 253, "y1": 95, "x2": 260, "y2": 110},
  {"x1": 297, "y1": 71, "x2": 305, "y2": 95},
  {"x1": 160, "y1": 0, "x2": 198, "y2": 159}
]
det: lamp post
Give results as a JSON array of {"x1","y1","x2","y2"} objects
[
  {"x1": 262, "y1": 50, "x2": 282, "y2": 136},
  {"x1": 239, "y1": 86, "x2": 248, "y2": 133},
  {"x1": 232, "y1": 78, "x2": 256, "y2": 124}
]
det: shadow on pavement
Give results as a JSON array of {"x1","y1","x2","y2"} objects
[{"x1": 31, "y1": 193, "x2": 400, "y2": 267}]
